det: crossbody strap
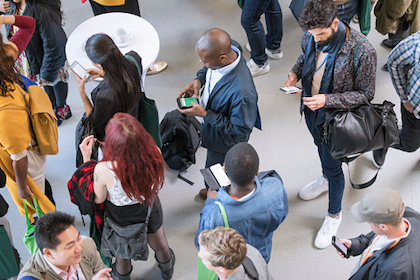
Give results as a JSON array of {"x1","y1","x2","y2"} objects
[
  {"x1": 214, "y1": 201, "x2": 229, "y2": 228},
  {"x1": 145, "y1": 203, "x2": 152, "y2": 224}
]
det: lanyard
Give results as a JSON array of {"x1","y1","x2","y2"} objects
[
  {"x1": 361, "y1": 220, "x2": 409, "y2": 265},
  {"x1": 314, "y1": 53, "x2": 329, "y2": 73}
]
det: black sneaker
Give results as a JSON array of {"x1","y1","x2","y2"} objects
[{"x1": 382, "y1": 39, "x2": 401, "y2": 49}]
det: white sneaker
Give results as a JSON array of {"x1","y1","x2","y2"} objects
[
  {"x1": 299, "y1": 176, "x2": 328, "y2": 201},
  {"x1": 246, "y1": 42, "x2": 251, "y2": 52},
  {"x1": 265, "y1": 47, "x2": 283, "y2": 60},
  {"x1": 315, "y1": 214, "x2": 342, "y2": 249},
  {"x1": 247, "y1": 59, "x2": 270, "y2": 77}
]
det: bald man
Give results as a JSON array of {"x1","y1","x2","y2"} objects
[{"x1": 178, "y1": 28, "x2": 261, "y2": 199}]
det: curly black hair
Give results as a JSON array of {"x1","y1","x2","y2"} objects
[{"x1": 298, "y1": 0, "x2": 338, "y2": 31}]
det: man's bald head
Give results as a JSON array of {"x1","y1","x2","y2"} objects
[{"x1": 196, "y1": 28, "x2": 232, "y2": 58}]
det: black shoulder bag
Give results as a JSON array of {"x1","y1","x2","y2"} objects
[{"x1": 323, "y1": 39, "x2": 399, "y2": 188}]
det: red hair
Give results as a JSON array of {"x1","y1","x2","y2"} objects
[{"x1": 101, "y1": 113, "x2": 164, "y2": 205}]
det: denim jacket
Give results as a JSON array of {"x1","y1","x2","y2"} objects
[{"x1": 195, "y1": 175, "x2": 288, "y2": 263}]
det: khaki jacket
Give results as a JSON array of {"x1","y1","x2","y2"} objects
[
  {"x1": 375, "y1": 0, "x2": 420, "y2": 34},
  {"x1": 18, "y1": 237, "x2": 104, "y2": 280}
]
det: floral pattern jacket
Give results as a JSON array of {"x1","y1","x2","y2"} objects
[{"x1": 291, "y1": 26, "x2": 377, "y2": 109}]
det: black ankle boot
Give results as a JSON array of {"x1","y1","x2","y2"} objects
[
  {"x1": 110, "y1": 262, "x2": 132, "y2": 280},
  {"x1": 156, "y1": 248, "x2": 175, "y2": 280}
]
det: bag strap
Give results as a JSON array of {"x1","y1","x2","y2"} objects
[
  {"x1": 125, "y1": 54, "x2": 145, "y2": 93},
  {"x1": 242, "y1": 256, "x2": 259, "y2": 280},
  {"x1": 214, "y1": 201, "x2": 229, "y2": 228},
  {"x1": 23, "y1": 195, "x2": 43, "y2": 227},
  {"x1": 177, "y1": 173, "x2": 194, "y2": 185},
  {"x1": 342, "y1": 162, "x2": 379, "y2": 189},
  {"x1": 145, "y1": 204, "x2": 152, "y2": 224},
  {"x1": 353, "y1": 38, "x2": 367, "y2": 78}
]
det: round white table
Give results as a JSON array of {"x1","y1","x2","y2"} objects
[{"x1": 66, "y1": 12, "x2": 160, "y2": 82}]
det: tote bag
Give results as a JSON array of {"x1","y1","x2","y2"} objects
[
  {"x1": 125, "y1": 54, "x2": 162, "y2": 148},
  {"x1": 23, "y1": 195, "x2": 44, "y2": 255},
  {"x1": 197, "y1": 201, "x2": 229, "y2": 280},
  {"x1": 0, "y1": 225, "x2": 19, "y2": 278}
]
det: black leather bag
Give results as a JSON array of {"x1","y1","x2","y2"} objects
[
  {"x1": 323, "y1": 99, "x2": 399, "y2": 161},
  {"x1": 323, "y1": 99, "x2": 399, "y2": 189}
]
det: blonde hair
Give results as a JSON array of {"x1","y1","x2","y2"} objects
[{"x1": 198, "y1": 227, "x2": 247, "y2": 270}]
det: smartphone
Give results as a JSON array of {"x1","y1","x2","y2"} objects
[
  {"x1": 332, "y1": 236, "x2": 349, "y2": 258},
  {"x1": 70, "y1": 61, "x2": 91, "y2": 83},
  {"x1": 210, "y1": 163, "x2": 231, "y2": 188},
  {"x1": 177, "y1": 97, "x2": 198, "y2": 109},
  {"x1": 280, "y1": 86, "x2": 302, "y2": 94}
]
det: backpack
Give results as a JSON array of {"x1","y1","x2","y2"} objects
[
  {"x1": 160, "y1": 109, "x2": 202, "y2": 172},
  {"x1": 67, "y1": 160, "x2": 97, "y2": 216},
  {"x1": 0, "y1": 77, "x2": 58, "y2": 155}
]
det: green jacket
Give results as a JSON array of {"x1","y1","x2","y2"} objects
[
  {"x1": 374, "y1": 0, "x2": 420, "y2": 35},
  {"x1": 18, "y1": 237, "x2": 104, "y2": 280}
]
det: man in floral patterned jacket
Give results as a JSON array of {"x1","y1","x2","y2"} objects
[{"x1": 284, "y1": 0, "x2": 377, "y2": 250}]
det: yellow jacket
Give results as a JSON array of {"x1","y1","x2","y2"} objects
[
  {"x1": 0, "y1": 83, "x2": 55, "y2": 221},
  {"x1": 92, "y1": 0, "x2": 125, "y2": 6}
]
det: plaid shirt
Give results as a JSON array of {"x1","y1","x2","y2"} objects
[{"x1": 387, "y1": 31, "x2": 420, "y2": 119}]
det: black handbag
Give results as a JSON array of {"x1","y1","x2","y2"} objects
[
  {"x1": 75, "y1": 113, "x2": 98, "y2": 168},
  {"x1": 324, "y1": 99, "x2": 399, "y2": 161},
  {"x1": 323, "y1": 98, "x2": 399, "y2": 188},
  {"x1": 100, "y1": 208, "x2": 151, "y2": 261}
]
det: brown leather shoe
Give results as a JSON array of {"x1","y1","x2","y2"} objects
[{"x1": 199, "y1": 188, "x2": 207, "y2": 200}]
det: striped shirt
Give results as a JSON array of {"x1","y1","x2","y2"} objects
[{"x1": 387, "y1": 31, "x2": 420, "y2": 119}]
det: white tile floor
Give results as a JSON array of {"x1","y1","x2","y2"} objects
[{"x1": 2, "y1": 1, "x2": 420, "y2": 279}]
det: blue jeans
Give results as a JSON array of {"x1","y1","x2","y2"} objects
[
  {"x1": 241, "y1": 0, "x2": 283, "y2": 65},
  {"x1": 304, "y1": 107, "x2": 345, "y2": 216},
  {"x1": 337, "y1": 0, "x2": 358, "y2": 24},
  {"x1": 393, "y1": 103, "x2": 420, "y2": 152}
]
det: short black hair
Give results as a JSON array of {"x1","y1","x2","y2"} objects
[
  {"x1": 299, "y1": 0, "x2": 337, "y2": 31},
  {"x1": 225, "y1": 143, "x2": 259, "y2": 187},
  {"x1": 35, "y1": 211, "x2": 75, "y2": 253}
]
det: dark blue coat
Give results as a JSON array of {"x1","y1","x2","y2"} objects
[{"x1": 195, "y1": 46, "x2": 261, "y2": 154}]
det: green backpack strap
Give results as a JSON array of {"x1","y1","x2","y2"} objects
[
  {"x1": 214, "y1": 201, "x2": 229, "y2": 228},
  {"x1": 353, "y1": 38, "x2": 367, "y2": 78}
]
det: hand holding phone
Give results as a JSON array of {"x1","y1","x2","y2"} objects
[
  {"x1": 177, "y1": 97, "x2": 198, "y2": 109},
  {"x1": 332, "y1": 236, "x2": 350, "y2": 258},
  {"x1": 71, "y1": 61, "x2": 91, "y2": 83},
  {"x1": 280, "y1": 86, "x2": 302, "y2": 94}
]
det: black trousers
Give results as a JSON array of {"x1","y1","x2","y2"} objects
[{"x1": 393, "y1": 103, "x2": 420, "y2": 152}]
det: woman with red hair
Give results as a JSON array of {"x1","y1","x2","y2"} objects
[{"x1": 80, "y1": 113, "x2": 175, "y2": 280}]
